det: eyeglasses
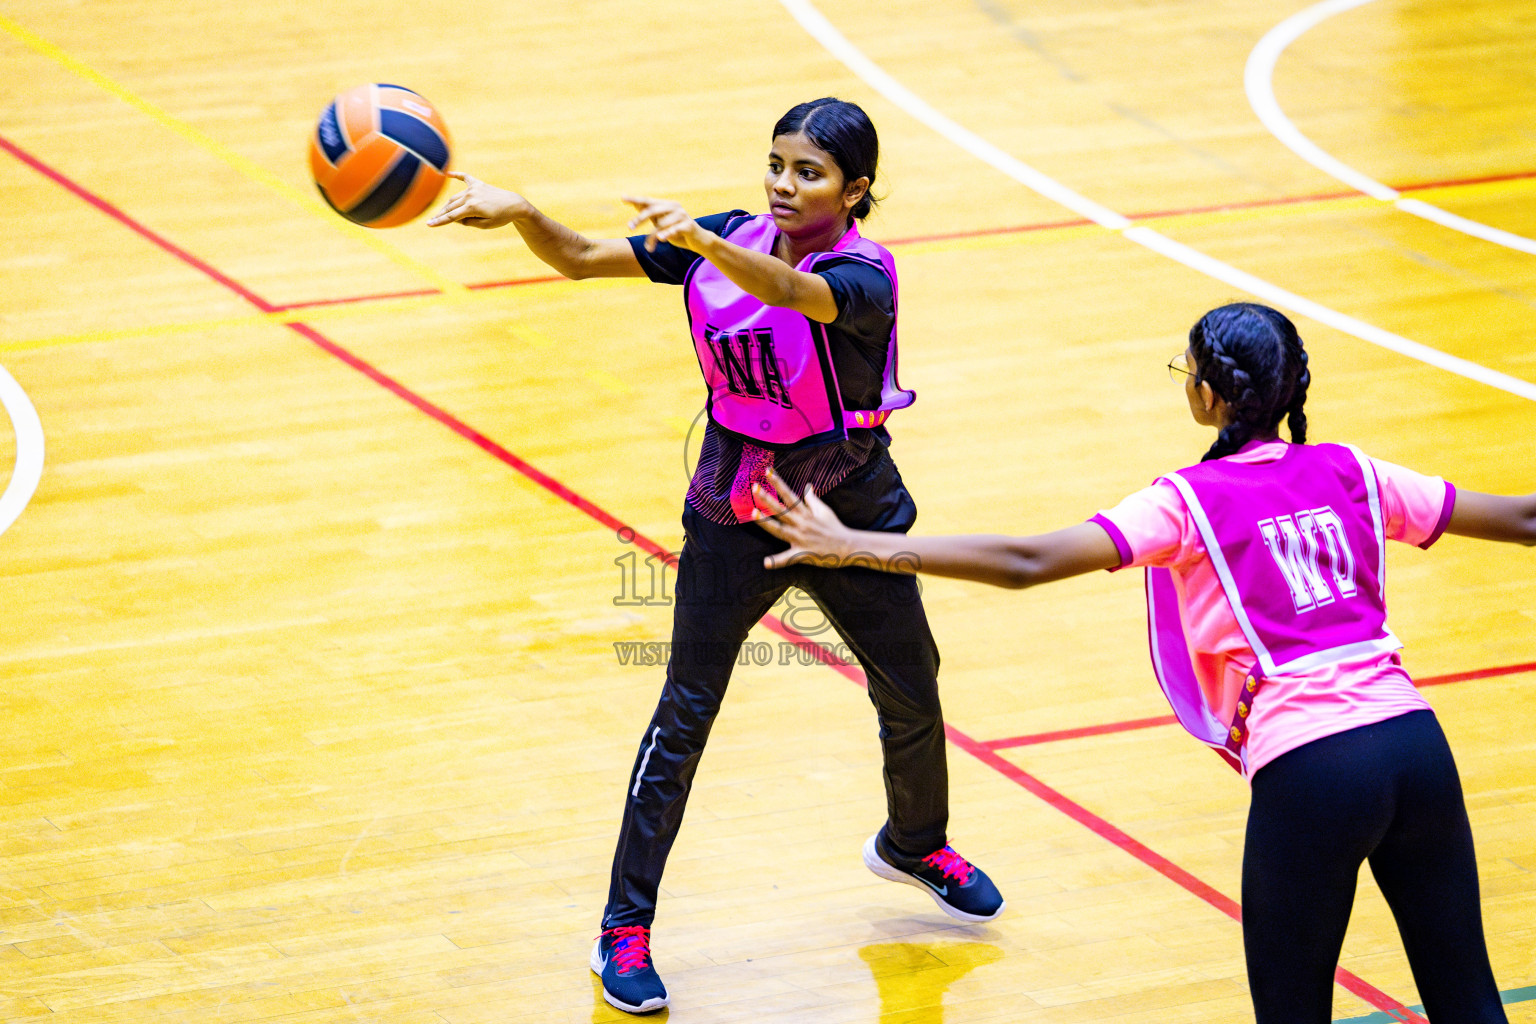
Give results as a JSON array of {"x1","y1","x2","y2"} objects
[{"x1": 1167, "y1": 352, "x2": 1194, "y2": 383}]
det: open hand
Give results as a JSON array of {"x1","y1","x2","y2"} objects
[
  {"x1": 427, "y1": 172, "x2": 527, "y2": 228},
  {"x1": 751, "y1": 469, "x2": 856, "y2": 569},
  {"x1": 622, "y1": 195, "x2": 705, "y2": 252}
]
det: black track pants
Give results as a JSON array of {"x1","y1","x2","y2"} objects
[
  {"x1": 602, "y1": 451, "x2": 947, "y2": 928},
  {"x1": 1243, "y1": 710, "x2": 1507, "y2": 1023}
]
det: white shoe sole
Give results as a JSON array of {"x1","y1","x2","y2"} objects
[
  {"x1": 590, "y1": 939, "x2": 670, "y2": 1014},
  {"x1": 862, "y1": 833, "x2": 1006, "y2": 923}
]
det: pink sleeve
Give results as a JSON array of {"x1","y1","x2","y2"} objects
[
  {"x1": 1089, "y1": 480, "x2": 1197, "y2": 571},
  {"x1": 1370, "y1": 457, "x2": 1456, "y2": 549}
]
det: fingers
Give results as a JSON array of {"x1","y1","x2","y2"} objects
[
  {"x1": 762, "y1": 548, "x2": 836, "y2": 571},
  {"x1": 621, "y1": 197, "x2": 670, "y2": 251},
  {"x1": 751, "y1": 472, "x2": 850, "y2": 571},
  {"x1": 751, "y1": 481, "x2": 795, "y2": 567},
  {"x1": 762, "y1": 549, "x2": 800, "y2": 570},
  {"x1": 621, "y1": 195, "x2": 671, "y2": 220},
  {"x1": 778, "y1": 472, "x2": 823, "y2": 515},
  {"x1": 426, "y1": 184, "x2": 474, "y2": 227},
  {"x1": 427, "y1": 199, "x2": 494, "y2": 229},
  {"x1": 763, "y1": 469, "x2": 798, "y2": 511},
  {"x1": 621, "y1": 195, "x2": 662, "y2": 230},
  {"x1": 628, "y1": 208, "x2": 676, "y2": 233},
  {"x1": 752, "y1": 512, "x2": 787, "y2": 540},
  {"x1": 426, "y1": 191, "x2": 458, "y2": 226},
  {"x1": 620, "y1": 196, "x2": 692, "y2": 242},
  {"x1": 427, "y1": 174, "x2": 501, "y2": 227},
  {"x1": 427, "y1": 207, "x2": 474, "y2": 227},
  {"x1": 751, "y1": 481, "x2": 789, "y2": 518}
]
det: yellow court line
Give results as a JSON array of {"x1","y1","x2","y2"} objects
[
  {"x1": 0, "y1": 295, "x2": 478, "y2": 354},
  {"x1": 585, "y1": 369, "x2": 633, "y2": 395},
  {"x1": 0, "y1": 12, "x2": 466, "y2": 297},
  {"x1": 0, "y1": 277, "x2": 646, "y2": 353},
  {"x1": 508, "y1": 325, "x2": 555, "y2": 349}
]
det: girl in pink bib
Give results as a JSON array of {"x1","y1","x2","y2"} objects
[
  {"x1": 753, "y1": 303, "x2": 1532, "y2": 1023},
  {"x1": 431, "y1": 98, "x2": 1000, "y2": 1016}
]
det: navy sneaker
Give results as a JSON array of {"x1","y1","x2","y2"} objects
[
  {"x1": 590, "y1": 925, "x2": 669, "y2": 1014},
  {"x1": 863, "y1": 831, "x2": 1005, "y2": 923}
]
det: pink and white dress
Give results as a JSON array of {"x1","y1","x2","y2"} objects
[{"x1": 1091, "y1": 440, "x2": 1456, "y2": 778}]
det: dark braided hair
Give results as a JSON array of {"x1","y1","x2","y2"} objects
[
  {"x1": 772, "y1": 98, "x2": 880, "y2": 221},
  {"x1": 1188, "y1": 303, "x2": 1311, "y2": 462}
]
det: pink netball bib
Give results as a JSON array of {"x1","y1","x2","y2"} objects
[
  {"x1": 684, "y1": 215, "x2": 913, "y2": 449},
  {"x1": 1145, "y1": 443, "x2": 1399, "y2": 771}
]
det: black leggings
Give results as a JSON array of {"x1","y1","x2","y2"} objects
[
  {"x1": 602, "y1": 449, "x2": 948, "y2": 928},
  {"x1": 1243, "y1": 710, "x2": 1506, "y2": 1023}
]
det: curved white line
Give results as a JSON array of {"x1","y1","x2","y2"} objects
[
  {"x1": 1246, "y1": 0, "x2": 1393, "y2": 199},
  {"x1": 1121, "y1": 227, "x2": 1536, "y2": 399},
  {"x1": 1246, "y1": 0, "x2": 1536, "y2": 255},
  {"x1": 775, "y1": 0, "x2": 1536, "y2": 403},
  {"x1": 777, "y1": 0, "x2": 1128, "y2": 232},
  {"x1": 0, "y1": 365, "x2": 45, "y2": 537}
]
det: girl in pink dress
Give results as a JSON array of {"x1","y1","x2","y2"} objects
[{"x1": 751, "y1": 302, "x2": 1532, "y2": 1022}]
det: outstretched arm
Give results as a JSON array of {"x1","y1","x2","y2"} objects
[
  {"x1": 1447, "y1": 489, "x2": 1536, "y2": 545},
  {"x1": 624, "y1": 197, "x2": 840, "y2": 322},
  {"x1": 427, "y1": 173, "x2": 644, "y2": 280},
  {"x1": 751, "y1": 470, "x2": 1122, "y2": 589}
]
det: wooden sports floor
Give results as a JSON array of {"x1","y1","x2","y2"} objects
[{"x1": 2, "y1": 1, "x2": 1533, "y2": 1021}]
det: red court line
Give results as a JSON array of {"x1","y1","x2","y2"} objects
[
  {"x1": 945, "y1": 726, "x2": 1241, "y2": 919},
  {"x1": 3, "y1": 132, "x2": 1429, "y2": 1021},
  {"x1": 269, "y1": 274, "x2": 568, "y2": 312},
  {"x1": 0, "y1": 136, "x2": 276, "y2": 314},
  {"x1": 1417, "y1": 659, "x2": 1536, "y2": 687},
  {"x1": 264, "y1": 166, "x2": 1536, "y2": 312},
  {"x1": 1399, "y1": 168, "x2": 1536, "y2": 193},
  {"x1": 467, "y1": 274, "x2": 565, "y2": 291},
  {"x1": 985, "y1": 714, "x2": 1179, "y2": 750},
  {"x1": 761, "y1": 623, "x2": 1420, "y2": 1019},
  {"x1": 983, "y1": 660, "x2": 1536, "y2": 751},
  {"x1": 189, "y1": 162, "x2": 1536, "y2": 316},
  {"x1": 886, "y1": 169, "x2": 1536, "y2": 247},
  {"x1": 271, "y1": 288, "x2": 440, "y2": 312},
  {"x1": 285, "y1": 323, "x2": 653, "y2": 544},
  {"x1": 880, "y1": 188, "x2": 1360, "y2": 247}
]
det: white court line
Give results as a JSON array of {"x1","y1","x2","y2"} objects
[
  {"x1": 0, "y1": 366, "x2": 45, "y2": 538},
  {"x1": 1246, "y1": 0, "x2": 1536, "y2": 256},
  {"x1": 775, "y1": 0, "x2": 1536, "y2": 403}
]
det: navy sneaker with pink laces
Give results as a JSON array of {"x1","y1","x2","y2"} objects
[
  {"x1": 590, "y1": 925, "x2": 669, "y2": 1014},
  {"x1": 863, "y1": 830, "x2": 1006, "y2": 922}
]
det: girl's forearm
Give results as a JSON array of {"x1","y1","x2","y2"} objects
[
  {"x1": 693, "y1": 233, "x2": 834, "y2": 320},
  {"x1": 811, "y1": 525, "x2": 1122, "y2": 590},
  {"x1": 508, "y1": 204, "x2": 599, "y2": 277},
  {"x1": 1449, "y1": 490, "x2": 1536, "y2": 545},
  {"x1": 752, "y1": 472, "x2": 1123, "y2": 585}
]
